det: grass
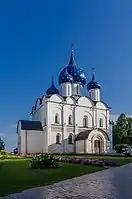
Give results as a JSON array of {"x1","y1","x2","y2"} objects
[
  {"x1": 0, "y1": 159, "x2": 104, "y2": 197},
  {"x1": 58, "y1": 154, "x2": 132, "y2": 166},
  {"x1": 1, "y1": 154, "x2": 132, "y2": 197}
]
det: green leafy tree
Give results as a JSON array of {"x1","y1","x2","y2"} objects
[
  {"x1": 0, "y1": 137, "x2": 5, "y2": 151},
  {"x1": 126, "y1": 117, "x2": 132, "y2": 145},
  {"x1": 113, "y1": 113, "x2": 132, "y2": 146}
]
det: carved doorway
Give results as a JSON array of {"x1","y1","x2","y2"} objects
[{"x1": 94, "y1": 139, "x2": 104, "y2": 153}]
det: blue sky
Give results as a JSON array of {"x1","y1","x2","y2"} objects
[{"x1": 0, "y1": 0, "x2": 132, "y2": 151}]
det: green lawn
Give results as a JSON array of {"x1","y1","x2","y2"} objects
[
  {"x1": 0, "y1": 159, "x2": 104, "y2": 197},
  {"x1": 59, "y1": 155, "x2": 132, "y2": 166}
]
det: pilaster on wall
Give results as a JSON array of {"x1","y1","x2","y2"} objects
[
  {"x1": 74, "y1": 124, "x2": 78, "y2": 153},
  {"x1": 63, "y1": 123, "x2": 67, "y2": 153},
  {"x1": 47, "y1": 101, "x2": 51, "y2": 153},
  {"x1": 93, "y1": 108, "x2": 96, "y2": 129},
  {"x1": 21, "y1": 130, "x2": 26, "y2": 154},
  {"x1": 62, "y1": 104, "x2": 66, "y2": 153},
  {"x1": 75, "y1": 124, "x2": 78, "y2": 135},
  {"x1": 106, "y1": 110, "x2": 110, "y2": 130}
]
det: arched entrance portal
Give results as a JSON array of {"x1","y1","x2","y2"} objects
[
  {"x1": 94, "y1": 140, "x2": 101, "y2": 153},
  {"x1": 93, "y1": 137, "x2": 104, "y2": 153}
]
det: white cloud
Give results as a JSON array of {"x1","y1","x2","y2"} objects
[{"x1": 9, "y1": 124, "x2": 17, "y2": 128}]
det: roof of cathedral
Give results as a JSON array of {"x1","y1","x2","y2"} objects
[
  {"x1": 18, "y1": 120, "x2": 43, "y2": 131},
  {"x1": 31, "y1": 94, "x2": 111, "y2": 115},
  {"x1": 46, "y1": 78, "x2": 59, "y2": 96},
  {"x1": 87, "y1": 70, "x2": 101, "y2": 91},
  {"x1": 75, "y1": 130, "x2": 91, "y2": 141},
  {"x1": 58, "y1": 48, "x2": 86, "y2": 86},
  {"x1": 75, "y1": 128, "x2": 109, "y2": 141}
]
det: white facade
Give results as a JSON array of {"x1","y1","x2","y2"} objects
[
  {"x1": 17, "y1": 48, "x2": 111, "y2": 154},
  {"x1": 17, "y1": 94, "x2": 111, "y2": 154}
]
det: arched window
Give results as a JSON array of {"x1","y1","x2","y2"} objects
[
  {"x1": 89, "y1": 92, "x2": 91, "y2": 98},
  {"x1": 68, "y1": 133, "x2": 73, "y2": 144},
  {"x1": 60, "y1": 87, "x2": 62, "y2": 95},
  {"x1": 99, "y1": 118, "x2": 103, "y2": 127},
  {"x1": 77, "y1": 85, "x2": 79, "y2": 95},
  {"x1": 83, "y1": 115, "x2": 88, "y2": 127},
  {"x1": 44, "y1": 118, "x2": 46, "y2": 126},
  {"x1": 56, "y1": 133, "x2": 61, "y2": 144},
  {"x1": 68, "y1": 115, "x2": 72, "y2": 125},
  {"x1": 55, "y1": 113, "x2": 59, "y2": 124},
  {"x1": 68, "y1": 85, "x2": 70, "y2": 96}
]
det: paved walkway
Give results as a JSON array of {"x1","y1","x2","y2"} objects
[{"x1": 1, "y1": 163, "x2": 132, "y2": 199}]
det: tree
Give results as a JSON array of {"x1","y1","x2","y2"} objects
[
  {"x1": 126, "y1": 117, "x2": 132, "y2": 145},
  {"x1": 113, "y1": 113, "x2": 132, "y2": 146},
  {"x1": 0, "y1": 137, "x2": 5, "y2": 151}
]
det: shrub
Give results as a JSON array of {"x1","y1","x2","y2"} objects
[
  {"x1": 115, "y1": 144, "x2": 130, "y2": 153},
  {"x1": 30, "y1": 154, "x2": 61, "y2": 169},
  {"x1": 0, "y1": 150, "x2": 8, "y2": 155}
]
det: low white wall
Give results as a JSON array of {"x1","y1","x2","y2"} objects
[
  {"x1": 26, "y1": 130, "x2": 44, "y2": 153},
  {"x1": 75, "y1": 140, "x2": 85, "y2": 153}
]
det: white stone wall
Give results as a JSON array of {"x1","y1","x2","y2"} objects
[
  {"x1": 75, "y1": 140, "x2": 85, "y2": 153},
  {"x1": 29, "y1": 93, "x2": 110, "y2": 154},
  {"x1": 18, "y1": 129, "x2": 26, "y2": 154},
  {"x1": 96, "y1": 102, "x2": 108, "y2": 129},
  {"x1": 18, "y1": 129, "x2": 46, "y2": 154},
  {"x1": 26, "y1": 130, "x2": 45, "y2": 153},
  {"x1": 17, "y1": 122, "x2": 21, "y2": 153}
]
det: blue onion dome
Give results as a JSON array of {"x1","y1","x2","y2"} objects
[
  {"x1": 87, "y1": 70, "x2": 101, "y2": 91},
  {"x1": 46, "y1": 78, "x2": 59, "y2": 96},
  {"x1": 58, "y1": 66, "x2": 73, "y2": 85},
  {"x1": 66, "y1": 47, "x2": 86, "y2": 86}
]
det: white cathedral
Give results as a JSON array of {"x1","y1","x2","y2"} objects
[{"x1": 17, "y1": 48, "x2": 112, "y2": 154}]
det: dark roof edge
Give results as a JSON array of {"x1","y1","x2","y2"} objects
[{"x1": 75, "y1": 128, "x2": 109, "y2": 141}]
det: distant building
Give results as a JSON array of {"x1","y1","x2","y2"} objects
[{"x1": 17, "y1": 47, "x2": 112, "y2": 154}]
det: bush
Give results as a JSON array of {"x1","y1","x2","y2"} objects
[
  {"x1": 0, "y1": 150, "x2": 8, "y2": 155},
  {"x1": 115, "y1": 144, "x2": 130, "y2": 153},
  {"x1": 30, "y1": 154, "x2": 61, "y2": 169}
]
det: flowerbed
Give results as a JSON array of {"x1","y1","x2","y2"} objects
[{"x1": 55, "y1": 157, "x2": 117, "y2": 167}]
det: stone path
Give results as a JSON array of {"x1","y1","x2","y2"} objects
[{"x1": 1, "y1": 163, "x2": 132, "y2": 199}]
